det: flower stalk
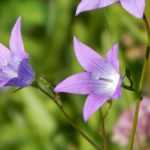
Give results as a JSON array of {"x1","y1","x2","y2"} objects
[
  {"x1": 128, "y1": 13, "x2": 150, "y2": 150},
  {"x1": 128, "y1": 100, "x2": 141, "y2": 150},
  {"x1": 32, "y1": 78, "x2": 101, "y2": 150},
  {"x1": 100, "y1": 110, "x2": 108, "y2": 150}
]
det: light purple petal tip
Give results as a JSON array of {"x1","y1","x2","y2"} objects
[
  {"x1": 0, "y1": 80, "x2": 9, "y2": 87},
  {"x1": 112, "y1": 79, "x2": 122, "y2": 99},
  {"x1": 54, "y1": 72, "x2": 94, "y2": 95},
  {"x1": 76, "y1": 0, "x2": 118, "y2": 15},
  {"x1": 120, "y1": 0, "x2": 145, "y2": 18},
  {"x1": 76, "y1": 0, "x2": 100, "y2": 15},
  {"x1": 9, "y1": 17, "x2": 28, "y2": 60},
  {"x1": 106, "y1": 44, "x2": 119, "y2": 72},
  {"x1": 73, "y1": 36, "x2": 102, "y2": 71},
  {"x1": 0, "y1": 43, "x2": 11, "y2": 67},
  {"x1": 83, "y1": 94, "x2": 108, "y2": 121}
]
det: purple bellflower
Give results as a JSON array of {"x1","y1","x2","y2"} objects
[
  {"x1": 0, "y1": 17, "x2": 34, "y2": 88},
  {"x1": 54, "y1": 37, "x2": 122, "y2": 121},
  {"x1": 76, "y1": 0, "x2": 145, "y2": 18}
]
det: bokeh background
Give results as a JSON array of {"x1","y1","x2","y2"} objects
[{"x1": 0, "y1": 0, "x2": 150, "y2": 150}]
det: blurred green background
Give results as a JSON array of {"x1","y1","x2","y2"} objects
[{"x1": 0, "y1": 0, "x2": 149, "y2": 150}]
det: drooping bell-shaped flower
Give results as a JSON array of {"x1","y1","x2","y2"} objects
[
  {"x1": 54, "y1": 37, "x2": 122, "y2": 121},
  {"x1": 76, "y1": 0, "x2": 145, "y2": 18},
  {"x1": 0, "y1": 17, "x2": 34, "y2": 88}
]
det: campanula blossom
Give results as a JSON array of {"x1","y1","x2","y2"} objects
[
  {"x1": 76, "y1": 0, "x2": 145, "y2": 18},
  {"x1": 113, "y1": 97, "x2": 150, "y2": 148},
  {"x1": 54, "y1": 37, "x2": 122, "y2": 121},
  {"x1": 0, "y1": 17, "x2": 34, "y2": 88}
]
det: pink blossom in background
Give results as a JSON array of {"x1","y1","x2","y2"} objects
[{"x1": 113, "y1": 97, "x2": 150, "y2": 149}]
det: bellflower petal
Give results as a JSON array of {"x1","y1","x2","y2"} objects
[
  {"x1": 76, "y1": 0, "x2": 118, "y2": 15},
  {"x1": 0, "y1": 80, "x2": 8, "y2": 87},
  {"x1": 83, "y1": 94, "x2": 108, "y2": 121},
  {"x1": 0, "y1": 17, "x2": 34, "y2": 88},
  {"x1": 55, "y1": 37, "x2": 122, "y2": 121},
  {"x1": 9, "y1": 17, "x2": 28, "y2": 60},
  {"x1": 106, "y1": 44, "x2": 119, "y2": 72},
  {"x1": 0, "y1": 75, "x2": 10, "y2": 87},
  {"x1": 76, "y1": 0, "x2": 145, "y2": 18},
  {"x1": 54, "y1": 72, "x2": 94, "y2": 95},
  {"x1": 112, "y1": 80, "x2": 122, "y2": 99},
  {"x1": 73, "y1": 37, "x2": 102, "y2": 72},
  {"x1": 6, "y1": 59, "x2": 34, "y2": 87},
  {"x1": 0, "y1": 44, "x2": 11, "y2": 67},
  {"x1": 120, "y1": 0, "x2": 145, "y2": 18}
]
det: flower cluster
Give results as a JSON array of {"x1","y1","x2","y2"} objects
[
  {"x1": 0, "y1": 0, "x2": 147, "y2": 122},
  {"x1": 112, "y1": 97, "x2": 150, "y2": 148}
]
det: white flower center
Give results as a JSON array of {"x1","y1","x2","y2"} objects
[{"x1": 91, "y1": 61, "x2": 120, "y2": 97}]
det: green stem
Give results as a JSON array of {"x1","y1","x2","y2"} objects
[
  {"x1": 103, "y1": 101, "x2": 112, "y2": 119},
  {"x1": 128, "y1": 13, "x2": 150, "y2": 150},
  {"x1": 143, "y1": 14, "x2": 150, "y2": 45},
  {"x1": 100, "y1": 110, "x2": 108, "y2": 150},
  {"x1": 33, "y1": 81, "x2": 101, "y2": 150},
  {"x1": 128, "y1": 100, "x2": 141, "y2": 150},
  {"x1": 143, "y1": 14, "x2": 150, "y2": 60}
]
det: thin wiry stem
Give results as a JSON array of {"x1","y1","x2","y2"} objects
[
  {"x1": 128, "y1": 13, "x2": 150, "y2": 150},
  {"x1": 143, "y1": 14, "x2": 150, "y2": 46},
  {"x1": 103, "y1": 100, "x2": 112, "y2": 119},
  {"x1": 33, "y1": 81, "x2": 101, "y2": 150},
  {"x1": 128, "y1": 100, "x2": 141, "y2": 150},
  {"x1": 100, "y1": 110, "x2": 108, "y2": 150}
]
